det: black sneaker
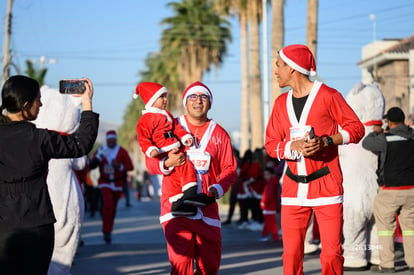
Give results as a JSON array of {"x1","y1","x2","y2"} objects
[
  {"x1": 183, "y1": 193, "x2": 216, "y2": 207},
  {"x1": 103, "y1": 232, "x2": 112, "y2": 244},
  {"x1": 370, "y1": 265, "x2": 395, "y2": 273},
  {"x1": 344, "y1": 265, "x2": 369, "y2": 271},
  {"x1": 171, "y1": 199, "x2": 197, "y2": 217}
]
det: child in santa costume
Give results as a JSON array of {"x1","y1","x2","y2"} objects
[
  {"x1": 135, "y1": 82, "x2": 215, "y2": 216},
  {"x1": 265, "y1": 44, "x2": 365, "y2": 275},
  {"x1": 259, "y1": 167, "x2": 281, "y2": 242}
]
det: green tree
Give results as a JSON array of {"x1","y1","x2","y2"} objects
[
  {"x1": 25, "y1": 60, "x2": 47, "y2": 86},
  {"x1": 161, "y1": 0, "x2": 232, "y2": 88}
]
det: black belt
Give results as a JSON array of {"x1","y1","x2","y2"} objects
[
  {"x1": 164, "y1": 131, "x2": 177, "y2": 139},
  {"x1": 101, "y1": 176, "x2": 123, "y2": 182},
  {"x1": 286, "y1": 166, "x2": 330, "y2": 183}
]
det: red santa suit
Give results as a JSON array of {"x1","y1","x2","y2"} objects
[
  {"x1": 260, "y1": 173, "x2": 281, "y2": 241},
  {"x1": 265, "y1": 80, "x2": 365, "y2": 275},
  {"x1": 136, "y1": 107, "x2": 197, "y2": 195},
  {"x1": 90, "y1": 138, "x2": 134, "y2": 234},
  {"x1": 146, "y1": 115, "x2": 237, "y2": 274}
]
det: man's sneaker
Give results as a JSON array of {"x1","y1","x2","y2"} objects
[
  {"x1": 171, "y1": 199, "x2": 197, "y2": 217},
  {"x1": 369, "y1": 265, "x2": 395, "y2": 273},
  {"x1": 183, "y1": 193, "x2": 216, "y2": 207},
  {"x1": 103, "y1": 232, "x2": 112, "y2": 244},
  {"x1": 237, "y1": 221, "x2": 250, "y2": 230},
  {"x1": 258, "y1": 236, "x2": 269, "y2": 242}
]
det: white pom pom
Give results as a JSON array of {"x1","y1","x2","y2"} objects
[{"x1": 133, "y1": 93, "x2": 138, "y2": 99}]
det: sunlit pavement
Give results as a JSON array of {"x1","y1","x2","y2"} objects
[{"x1": 72, "y1": 197, "x2": 411, "y2": 275}]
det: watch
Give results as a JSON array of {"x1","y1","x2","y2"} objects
[{"x1": 326, "y1": 136, "x2": 334, "y2": 146}]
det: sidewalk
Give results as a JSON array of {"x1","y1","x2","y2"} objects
[{"x1": 71, "y1": 197, "x2": 412, "y2": 275}]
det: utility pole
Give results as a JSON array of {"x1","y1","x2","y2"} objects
[
  {"x1": 306, "y1": 0, "x2": 318, "y2": 59},
  {"x1": 2, "y1": 0, "x2": 14, "y2": 85},
  {"x1": 262, "y1": 0, "x2": 269, "y2": 131}
]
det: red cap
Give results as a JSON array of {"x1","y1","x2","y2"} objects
[
  {"x1": 134, "y1": 82, "x2": 167, "y2": 109},
  {"x1": 182, "y1": 81, "x2": 213, "y2": 108},
  {"x1": 279, "y1": 44, "x2": 316, "y2": 76},
  {"x1": 106, "y1": 130, "x2": 117, "y2": 140}
]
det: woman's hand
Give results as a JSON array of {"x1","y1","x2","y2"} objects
[{"x1": 81, "y1": 77, "x2": 93, "y2": 111}]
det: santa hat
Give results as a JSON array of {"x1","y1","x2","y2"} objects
[
  {"x1": 134, "y1": 82, "x2": 168, "y2": 109},
  {"x1": 279, "y1": 44, "x2": 316, "y2": 76},
  {"x1": 182, "y1": 81, "x2": 213, "y2": 108},
  {"x1": 106, "y1": 130, "x2": 117, "y2": 140}
]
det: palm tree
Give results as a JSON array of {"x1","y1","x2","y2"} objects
[
  {"x1": 247, "y1": 0, "x2": 263, "y2": 151},
  {"x1": 25, "y1": 60, "x2": 47, "y2": 86},
  {"x1": 214, "y1": 0, "x2": 251, "y2": 155},
  {"x1": 270, "y1": 0, "x2": 285, "y2": 106},
  {"x1": 161, "y1": 0, "x2": 232, "y2": 91}
]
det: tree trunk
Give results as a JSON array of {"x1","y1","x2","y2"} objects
[
  {"x1": 249, "y1": 8, "x2": 263, "y2": 150},
  {"x1": 307, "y1": 0, "x2": 318, "y2": 59},
  {"x1": 271, "y1": 0, "x2": 284, "y2": 106},
  {"x1": 240, "y1": 12, "x2": 250, "y2": 155}
]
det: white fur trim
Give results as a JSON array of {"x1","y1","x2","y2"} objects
[
  {"x1": 182, "y1": 86, "x2": 212, "y2": 107},
  {"x1": 106, "y1": 134, "x2": 117, "y2": 140},
  {"x1": 99, "y1": 182, "x2": 123, "y2": 191},
  {"x1": 340, "y1": 130, "x2": 350, "y2": 145},
  {"x1": 145, "y1": 86, "x2": 167, "y2": 109},
  {"x1": 181, "y1": 134, "x2": 193, "y2": 145},
  {"x1": 146, "y1": 146, "x2": 159, "y2": 158},
  {"x1": 169, "y1": 193, "x2": 184, "y2": 203},
  {"x1": 263, "y1": 210, "x2": 276, "y2": 215},
  {"x1": 182, "y1": 182, "x2": 197, "y2": 192},
  {"x1": 209, "y1": 184, "x2": 223, "y2": 198},
  {"x1": 280, "y1": 50, "x2": 312, "y2": 76},
  {"x1": 282, "y1": 195, "x2": 343, "y2": 206},
  {"x1": 159, "y1": 156, "x2": 174, "y2": 175},
  {"x1": 158, "y1": 141, "x2": 181, "y2": 154}
]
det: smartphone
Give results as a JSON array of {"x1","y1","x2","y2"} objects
[
  {"x1": 307, "y1": 127, "x2": 315, "y2": 141},
  {"x1": 59, "y1": 79, "x2": 86, "y2": 94}
]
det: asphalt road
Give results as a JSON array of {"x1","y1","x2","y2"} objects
[{"x1": 71, "y1": 197, "x2": 412, "y2": 275}]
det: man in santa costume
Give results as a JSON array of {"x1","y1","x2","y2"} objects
[
  {"x1": 265, "y1": 44, "x2": 365, "y2": 275},
  {"x1": 145, "y1": 81, "x2": 237, "y2": 275},
  {"x1": 89, "y1": 130, "x2": 134, "y2": 244},
  {"x1": 135, "y1": 82, "x2": 215, "y2": 216}
]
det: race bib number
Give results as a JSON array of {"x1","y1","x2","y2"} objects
[
  {"x1": 103, "y1": 164, "x2": 115, "y2": 174},
  {"x1": 186, "y1": 150, "x2": 211, "y2": 175},
  {"x1": 290, "y1": 125, "x2": 311, "y2": 141}
]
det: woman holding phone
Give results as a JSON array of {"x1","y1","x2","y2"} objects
[{"x1": 0, "y1": 75, "x2": 99, "y2": 274}]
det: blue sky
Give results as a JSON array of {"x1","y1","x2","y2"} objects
[{"x1": 1, "y1": 0, "x2": 414, "y2": 133}]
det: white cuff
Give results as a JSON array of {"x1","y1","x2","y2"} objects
[
  {"x1": 146, "y1": 146, "x2": 159, "y2": 158},
  {"x1": 159, "y1": 156, "x2": 173, "y2": 175},
  {"x1": 339, "y1": 130, "x2": 350, "y2": 145},
  {"x1": 209, "y1": 184, "x2": 224, "y2": 198}
]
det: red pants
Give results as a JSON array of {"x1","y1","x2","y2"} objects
[
  {"x1": 162, "y1": 218, "x2": 221, "y2": 275},
  {"x1": 262, "y1": 213, "x2": 279, "y2": 241},
  {"x1": 100, "y1": 187, "x2": 121, "y2": 233},
  {"x1": 282, "y1": 203, "x2": 344, "y2": 275}
]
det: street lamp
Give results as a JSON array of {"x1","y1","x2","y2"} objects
[{"x1": 369, "y1": 14, "x2": 376, "y2": 42}]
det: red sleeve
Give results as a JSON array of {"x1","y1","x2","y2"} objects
[
  {"x1": 327, "y1": 89, "x2": 365, "y2": 144},
  {"x1": 213, "y1": 127, "x2": 238, "y2": 195},
  {"x1": 136, "y1": 114, "x2": 158, "y2": 155}
]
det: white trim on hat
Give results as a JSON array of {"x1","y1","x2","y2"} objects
[
  {"x1": 279, "y1": 49, "x2": 315, "y2": 76},
  {"x1": 106, "y1": 134, "x2": 117, "y2": 140},
  {"x1": 145, "y1": 86, "x2": 168, "y2": 109},
  {"x1": 182, "y1": 85, "x2": 212, "y2": 107}
]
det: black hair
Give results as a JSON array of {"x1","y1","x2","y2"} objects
[{"x1": 0, "y1": 75, "x2": 40, "y2": 122}]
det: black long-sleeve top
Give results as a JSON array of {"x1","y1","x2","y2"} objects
[{"x1": 0, "y1": 111, "x2": 99, "y2": 231}]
